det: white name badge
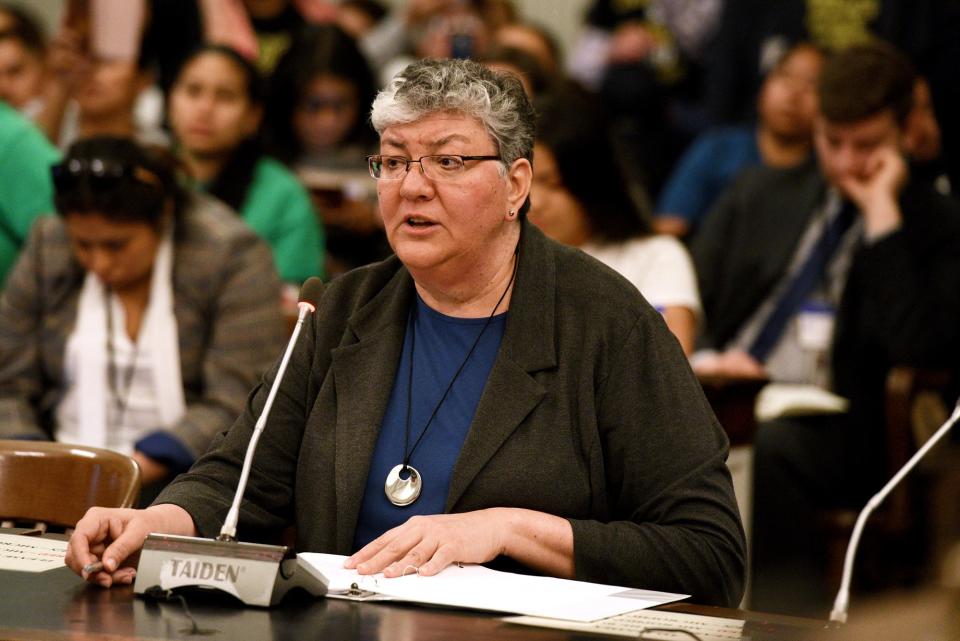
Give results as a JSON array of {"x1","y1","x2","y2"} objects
[{"x1": 797, "y1": 303, "x2": 835, "y2": 352}]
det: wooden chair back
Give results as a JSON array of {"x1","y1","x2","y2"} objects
[
  {"x1": 0, "y1": 440, "x2": 141, "y2": 531},
  {"x1": 699, "y1": 369, "x2": 957, "y2": 593},
  {"x1": 821, "y1": 367, "x2": 955, "y2": 589},
  {"x1": 880, "y1": 367, "x2": 953, "y2": 532}
]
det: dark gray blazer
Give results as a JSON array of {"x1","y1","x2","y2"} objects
[
  {"x1": 0, "y1": 195, "x2": 287, "y2": 458},
  {"x1": 158, "y1": 221, "x2": 746, "y2": 606}
]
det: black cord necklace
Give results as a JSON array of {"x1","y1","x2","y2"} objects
[
  {"x1": 384, "y1": 245, "x2": 520, "y2": 507},
  {"x1": 104, "y1": 288, "x2": 140, "y2": 428}
]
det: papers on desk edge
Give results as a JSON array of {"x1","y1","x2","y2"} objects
[
  {"x1": 0, "y1": 533, "x2": 68, "y2": 572},
  {"x1": 299, "y1": 553, "x2": 688, "y2": 622},
  {"x1": 506, "y1": 609, "x2": 747, "y2": 640}
]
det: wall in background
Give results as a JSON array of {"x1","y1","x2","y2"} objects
[
  {"x1": 514, "y1": 0, "x2": 590, "y2": 59},
  {"x1": 5, "y1": 0, "x2": 62, "y2": 36}
]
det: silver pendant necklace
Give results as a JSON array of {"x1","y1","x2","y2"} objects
[
  {"x1": 384, "y1": 245, "x2": 520, "y2": 507},
  {"x1": 384, "y1": 463, "x2": 422, "y2": 506}
]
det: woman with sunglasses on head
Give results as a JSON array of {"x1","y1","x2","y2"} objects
[
  {"x1": 169, "y1": 44, "x2": 325, "y2": 285},
  {"x1": 0, "y1": 136, "x2": 286, "y2": 500}
]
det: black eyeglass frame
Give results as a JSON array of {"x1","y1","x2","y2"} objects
[{"x1": 367, "y1": 154, "x2": 502, "y2": 181}]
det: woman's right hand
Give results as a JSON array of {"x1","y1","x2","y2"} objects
[
  {"x1": 692, "y1": 349, "x2": 768, "y2": 380},
  {"x1": 65, "y1": 504, "x2": 197, "y2": 587}
]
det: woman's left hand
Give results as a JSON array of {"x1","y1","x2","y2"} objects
[{"x1": 344, "y1": 509, "x2": 507, "y2": 577}]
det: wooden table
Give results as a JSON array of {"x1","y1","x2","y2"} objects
[{"x1": 0, "y1": 565, "x2": 842, "y2": 641}]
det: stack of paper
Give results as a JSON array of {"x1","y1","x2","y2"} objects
[
  {"x1": 0, "y1": 533, "x2": 67, "y2": 572},
  {"x1": 299, "y1": 553, "x2": 687, "y2": 622},
  {"x1": 755, "y1": 383, "x2": 849, "y2": 422},
  {"x1": 507, "y1": 609, "x2": 746, "y2": 640}
]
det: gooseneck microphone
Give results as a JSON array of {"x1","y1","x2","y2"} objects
[
  {"x1": 133, "y1": 277, "x2": 330, "y2": 607},
  {"x1": 830, "y1": 397, "x2": 960, "y2": 623},
  {"x1": 219, "y1": 276, "x2": 324, "y2": 541}
]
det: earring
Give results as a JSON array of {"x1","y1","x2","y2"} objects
[{"x1": 508, "y1": 210, "x2": 516, "y2": 217}]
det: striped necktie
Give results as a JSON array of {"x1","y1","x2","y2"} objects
[{"x1": 748, "y1": 201, "x2": 856, "y2": 362}]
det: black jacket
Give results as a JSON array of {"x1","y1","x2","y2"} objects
[
  {"x1": 692, "y1": 162, "x2": 960, "y2": 483},
  {"x1": 158, "y1": 221, "x2": 746, "y2": 606}
]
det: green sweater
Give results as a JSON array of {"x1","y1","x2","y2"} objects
[
  {"x1": 0, "y1": 103, "x2": 60, "y2": 287},
  {"x1": 240, "y1": 157, "x2": 325, "y2": 283}
]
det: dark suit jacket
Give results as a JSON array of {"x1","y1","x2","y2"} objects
[
  {"x1": 692, "y1": 162, "x2": 960, "y2": 484},
  {"x1": 0, "y1": 194, "x2": 287, "y2": 458},
  {"x1": 158, "y1": 221, "x2": 747, "y2": 607}
]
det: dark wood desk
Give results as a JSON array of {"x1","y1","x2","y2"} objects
[{"x1": 0, "y1": 566, "x2": 839, "y2": 641}]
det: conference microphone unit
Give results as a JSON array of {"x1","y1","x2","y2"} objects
[
  {"x1": 134, "y1": 277, "x2": 329, "y2": 607},
  {"x1": 829, "y1": 396, "x2": 960, "y2": 623}
]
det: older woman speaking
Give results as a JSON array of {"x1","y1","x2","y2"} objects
[{"x1": 65, "y1": 59, "x2": 745, "y2": 606}]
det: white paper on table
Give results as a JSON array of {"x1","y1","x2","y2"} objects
[
  {"x1": 0, "y1": 534, "x2": 68, "y2": 572},
  {"x1": 506, "y1": 608, "x2": 747, "y2": 640},
  {"x1": 299, "y1": 552, "x2": 688, "y2": 622}
]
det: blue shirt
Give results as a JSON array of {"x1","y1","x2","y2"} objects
[
  {"x1": 656, "y1": 126, "x2": 761, "y2": 228},
  {"x1": 353, "y1": 296, "x2": 507, "y2": 549}
]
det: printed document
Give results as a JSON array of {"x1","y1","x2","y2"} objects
[
  {"x1": 507, "y1": 608, "x2": 746, "y2": 640},
  {"x1": 299, "y1": 552, "x2": 687, "y2": 622},
  {"x1": 0, "y1": 534, "x2": 67, "y2": 572}
]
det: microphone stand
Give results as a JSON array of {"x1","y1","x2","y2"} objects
[
  {"x1": 830, "y1": 398, "x2": 960, "y2": 623},
  {"x1": 133, "y1": 278, "x2": 329, "y2": 607},
  {"x1": 218, "y1": 295, "x2": 313, "y2": 542}
]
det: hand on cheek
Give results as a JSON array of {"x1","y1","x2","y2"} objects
[{"x1": 841, "y1": 147, "x2": 906, "y2": 238}]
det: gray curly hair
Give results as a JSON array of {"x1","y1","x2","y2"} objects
[{"x1": 370, "y1": 58, "x2": 535, "y2": 169}]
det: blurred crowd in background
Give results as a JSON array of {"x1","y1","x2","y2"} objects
[{"x1": 3, "y1": 0, "x2": 956, "y2": 284}]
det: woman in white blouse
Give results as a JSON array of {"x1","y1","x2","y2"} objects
[{"x1": 529, "y1": 91, "x2": 701, "y2": 354}]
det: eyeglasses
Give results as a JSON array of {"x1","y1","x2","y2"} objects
[
  {"x1": 367, "y1": 154, "x2": 501, "y2": 181},
  {"x1": 51, "y1": 158, "x2": 162, "y2": 193},
  {"x1": 299, "y1": 95, "x2": 353, "y2": 114}
]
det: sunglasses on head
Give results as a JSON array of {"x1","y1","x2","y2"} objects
[{"x1": 51, "y1": 158, "x2": 163, "y2": 193}]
